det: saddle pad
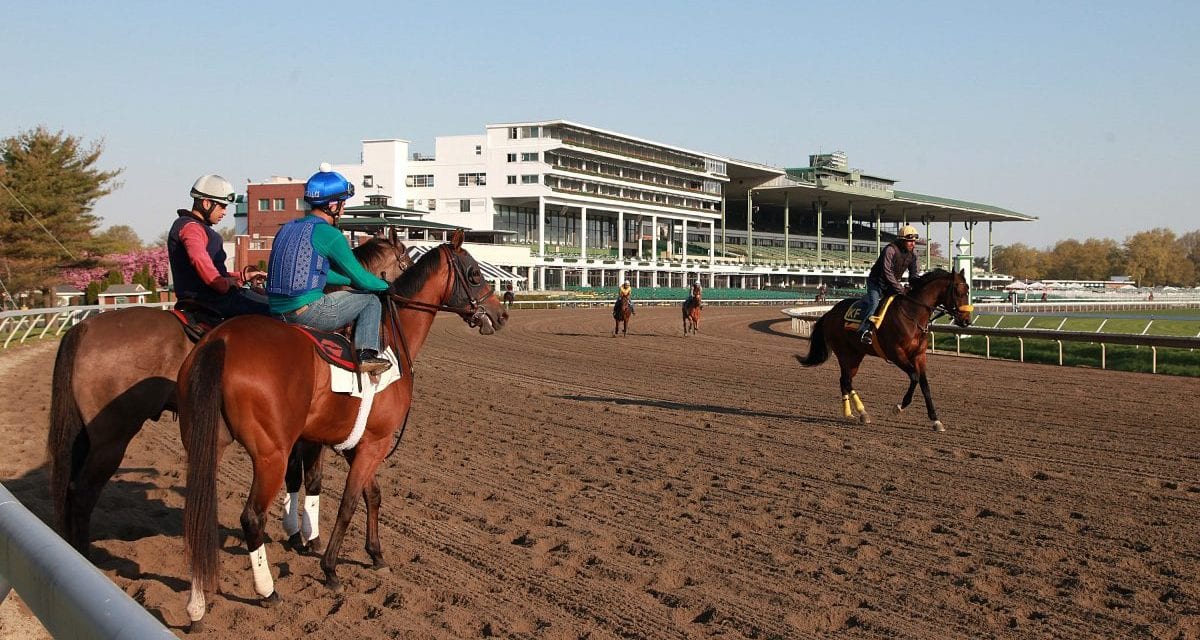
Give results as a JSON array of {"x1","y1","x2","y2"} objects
[
  {"x1": 287, "y1": 325, "x2": 357, "y2": 370},
  {"x1": 330, "y1": 348, "x2": 403, "y2": 398},
  {"x1": 843, "y1": 294, "x2": 897, "y2": 329}
]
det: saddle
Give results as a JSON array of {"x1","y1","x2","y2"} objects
[
  {"x1": 172, "y1": 300, "x2": 362, "y2": 372},
  {"x1": 613, "y1": 298, "x2": 632, "y2": 320},
  {"x1": 843, "y1": 294, "x2": 898, "y2": 332},
  {"x1": 170, "y1": 300, "x2": 225, "y2": 343},
  {"x1": 283, "y1": 325, "x2": 358, "y2": 371}
]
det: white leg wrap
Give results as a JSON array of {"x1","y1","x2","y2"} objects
[
  {"x1": 248, "y1": 544, "x2": 274, "y2": 598},
  {"x1": 186, "y1": 584, "x2": 206, "y2": 622},
  {"x1": 281, "y1": 492, "x2": 300, "y2": 536},
  {"x1": 302, "y1": 495, "x2": 320, "y2": 541}
]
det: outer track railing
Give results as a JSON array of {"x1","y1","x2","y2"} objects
[
  {"x1": 0, "y1": 303, "x2": 171, "y2": 349},
  {"x1": 0, "y1": 483, "x2": 174, "y2": 638}
]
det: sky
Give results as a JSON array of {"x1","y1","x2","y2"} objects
[{"x1": 5, "y1": 0, "x2": 1197, "y2": 249}]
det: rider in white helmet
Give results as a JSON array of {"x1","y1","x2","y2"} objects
[
  {"x1": 857, "y1": 224, "x2": 921, "y2": 345},
  {"x1": 167, "y1": 174, "x2": 269, "y2": 317},
  {"x1": 617, "y1": 280, "x2": 635, "y2": 315}
]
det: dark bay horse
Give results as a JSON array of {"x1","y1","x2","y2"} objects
[
  {"x1": 799, "y1": 269, "x2": 973, "y2": 431},
  {"x1": 180, "y1": 230, "x2": 506, "y2": 630},
  {"x1": 682, "y1": 289, "x2": 702, "y2": 335},
  {"x1": 47, "y1": 237, "x2": 411, "y2": 556},
  {"x1": 613, "y1": 292, "x2": 632, "y2": 337}
]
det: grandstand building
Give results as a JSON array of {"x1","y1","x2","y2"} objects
[{"x1": 236, "y1": 120, "x2": 1036, "y2": 292}]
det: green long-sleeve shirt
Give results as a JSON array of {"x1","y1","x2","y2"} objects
[{"x1": 268, "y1": 217, "x2": 389, "y2": 315}]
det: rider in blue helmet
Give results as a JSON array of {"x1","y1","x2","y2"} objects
[{"x1": 266, "y1": 164, "x2": 393, "y2": 374}]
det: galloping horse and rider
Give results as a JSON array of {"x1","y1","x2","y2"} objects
[
  {"x1": 682, "y1": 281, "x2": 703, "y2": 335},
  {"x1": 857, "y1": 225, "x2": 921, "y2": 346}
]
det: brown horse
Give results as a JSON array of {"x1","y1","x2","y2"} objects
[
  {"x1": 613, "y1": 292, "x2": 632, "y2": 337},
  {"x1": 180, "y1": 230, "x2": 506, "y2": 630},
  {"x1": 799, "y1": 268, "x2": 973, "y2": 431},
  {"x1": 682, "y1": 290, "x2": 702, "y2": 335},
  {"x1": 47, "y1": 237, "x2": 411, "y2": 557}
]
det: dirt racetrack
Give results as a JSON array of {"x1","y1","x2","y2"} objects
[{"x1": 1, "y1": 304, "x2": 1198, "y2": 639}]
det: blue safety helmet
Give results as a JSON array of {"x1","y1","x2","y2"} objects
[{"x1": 304, "y1": 165, "x2": 355, "y2": 207}]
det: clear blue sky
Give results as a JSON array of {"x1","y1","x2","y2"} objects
[{"x1": 6, "y1": 0, "x2": 1197, "y2": 249}]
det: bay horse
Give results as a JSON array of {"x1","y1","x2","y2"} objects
[
  {"x1": 798, "y1": 268, "x2": 973, "y2": 431},
  {"x1": 613, "y1": 292, "x2": 632, "y2": 337},
  {"x1": 682, "y1": 288, "x2": 702, "y2": 335},
  {"x1": 47, "y1": 237, "x2": 411, "y2": 557},
  {"x1": 180, "y1": 230, "x2": 506, "y2": 630}
]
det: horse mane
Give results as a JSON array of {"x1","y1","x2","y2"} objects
[
  {"x1": 353, "y1": 237, "x2": 402, "y2": 268},
  {"x1": 392, "y1": 244, "x2": 444, "y2": 297},
  {"x1": 909, "y1": 268, "x2": 953, "y2": 291}
]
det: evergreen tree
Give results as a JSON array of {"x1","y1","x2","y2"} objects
[{"x1": 0, "y1": 127, "x2": 122, "y2": 295}]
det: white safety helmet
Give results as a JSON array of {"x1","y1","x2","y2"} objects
[
  {"x1": 190, "y1": 174, "x2": 236, "y2": 204},
  {"x1": 898, "y1": 225, "x2": 919, "y2": 241}
]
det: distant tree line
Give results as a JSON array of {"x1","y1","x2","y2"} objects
[{"x1": 991, "y1": 229, "x2": 1200, "y2": 287}]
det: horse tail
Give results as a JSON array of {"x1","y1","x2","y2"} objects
[
  {"x1": 183, "y1": 339, "x2": 226, "y2": 595},
  {"x1": 799, "y1": 311, "x2": 831, "y2": 367},
  {"x1": 48, "y1": 321, "x2": 87, "y2": 536}
]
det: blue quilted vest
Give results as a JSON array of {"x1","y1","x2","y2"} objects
[{"x1": 266, "y1": 216, "x2": 330, "y2": 297}]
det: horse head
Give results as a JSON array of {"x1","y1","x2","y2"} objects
[
  {"x1": 394, "y1": 229, "x2": 507, "y2": 335},
  {"x1": 353, "y1": 236, "x2": 415, "y2": 284},
  {"x1": 909, "y1": 268, "x2": 973, "y2": 328}
]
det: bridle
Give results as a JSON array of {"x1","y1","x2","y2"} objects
[
  {"x1": 387, "y1": 244, "x2": 496, "y2": 327},
  {"x1": 896, "y1": 273, "x2": 974, "y2": 328}
]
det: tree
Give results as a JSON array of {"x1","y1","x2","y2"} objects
[
  {"x1": 1123, "y1": 228, "x2": 1196, "y2": 287},
  {"x1": 1178, "y1": 230, "x2": 1200, "y2": 286},
  {"x1": 1045, "y1": 238, "x2": 1121, "y2": 281},
  {"x1": 992, "y1": 243, "x2": 1045, "y2": 280},
  {"x1": 0, "y1": 127, "x2": 122, "y2": 295},
  {"x1": 88, "y1": 224, "x2": 143, "y2": 255}
]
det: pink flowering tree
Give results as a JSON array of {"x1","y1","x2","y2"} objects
[{"x1": 60, "y1": 246, "x2": 169, "y2": 290}]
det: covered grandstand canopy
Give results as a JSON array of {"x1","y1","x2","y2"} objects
[{"x1": 405, "y1": 245, "x2": 523, "y2": 284}]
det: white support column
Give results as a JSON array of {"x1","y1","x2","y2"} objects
[
  {"x1": 651, "y1": 215, "x2": 658, "y2": 261},
  {"x1": 784, "y1": 191, "x2": 790, "y2": 265},
  {"x1": 681, "y1": 219, "x2": 688, "y2": 264},
  {"x1": 847, "y1": 200, "x2": 854, "y2": 267},
  {"x1": 538, "y1": 197, "x2": 545, "y2": 257},
  {"x1": 580, "y1": 207, "x2": 588, "y2": 260},
  {"x1": 618, "y1": 210, "x2": 625, "y2": 261},
  {"x1": 708, "y1": 221, "x2": 715, "y2": 263},
  {"x1": 816, "y1": 199, "x2": 824, "y2": 264}
]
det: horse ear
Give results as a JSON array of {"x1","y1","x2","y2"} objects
[{"x1": 451, "y1": 228, "x2": 465, "y2": 250}]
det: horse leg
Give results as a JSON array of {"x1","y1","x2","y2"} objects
[
  {"x1": 241, "y1": 451, "x2": 287, "y2": 607},
  {"x1": 893, "y1": 375, "x2": 919, "y2": 415},
  {"x1": 281, "y1": 441, "x2": 324, "y2": 554},
  {"x1": 834, "y1": 352, "x2": 870, "y2": 424},
  {"x1": 62, "y1": 418, "x2": 141, "y2": 556},
  {"x1": 321, "y1": 438, "x2": 388, "y2": 592},
  {"x1": 362, "y1": 476, "x2": 387, "y2": 570},
  {"x1": 914, "y1": 355, "x2": 943, "y2": 432}
]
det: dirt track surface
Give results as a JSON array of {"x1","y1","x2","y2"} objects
[{"x1": 2, "y1": 305, "x2": 1199, "y2": 639}]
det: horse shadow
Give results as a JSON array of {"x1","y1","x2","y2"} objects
[
  {"x1": 748, "y1": 318, "x2": 809, "y2": 341},
  {"x1": 554, "y1": 394, "x2": 828, "y2": 425}
]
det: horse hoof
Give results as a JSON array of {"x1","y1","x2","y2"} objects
[
  {"x1": 260, "y1": 591, "x2": 280, "y2": 608},
  {"x1": 859, "y1": 414, "x2": 871, "y2": 425},
  {"x1": 306, "y1": 536, "x2": 324, "y2": 555},
  {"x1": 324, "y1": 575, "x2": 343, "y2": 593},
  {"x1": 892, "y1": 404, "x2": 904, "y2": 414},
  {"x1": 931, "y1": 420, "x2": 945, "y2": 432},
  {"x1": 187, "y1": 620, "x2": 205, "y2": 634},
  {"x1": 372, "y1": 561, "x2": 391, "y2": 574},
  {"x1": 286, "y1": 533, "x2": 304, "y2": 551}
]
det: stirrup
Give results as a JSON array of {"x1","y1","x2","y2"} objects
[{"x1": 859, "y1": 332, "x2": 873, "y2": 346}]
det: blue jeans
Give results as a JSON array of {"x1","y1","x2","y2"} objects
[
  {"x1": 858, "y1": 281, "x2": 884, "y2": 338},
  {"x1": 284, "y1": 290, "x2": 383, "y2": 352}
]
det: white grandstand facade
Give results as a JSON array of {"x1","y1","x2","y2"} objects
[{"x1": 313, "y1": 119, "x2": 1035, "y2": 292}]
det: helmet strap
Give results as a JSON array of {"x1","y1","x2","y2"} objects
[{"x1": 195, "y1": 198, "x2": 217, "y2": 225}]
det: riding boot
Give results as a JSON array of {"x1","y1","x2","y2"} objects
[
  {"x1": 859, "y1": 330, "x2": 873, "y2": 345},
  {"x1": 357, "y1": 349, "x2": 392, "y2": 374}
]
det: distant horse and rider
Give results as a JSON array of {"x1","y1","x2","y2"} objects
[
  {"x1": 180, "y1": 230, "x2": 506, "y2": 630},
  {"x1": 799, "y1": 267, "x2": 973, "y2": 431},
  {"x1": 47, "y1": 236, "x2": 411, "y2": 557},
  {"x1": 613, "y1": 280, "x2": 634, "y2": 336},
  {"x1": 682, "y1": 282, "x2": 702, "y2": 335}
]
